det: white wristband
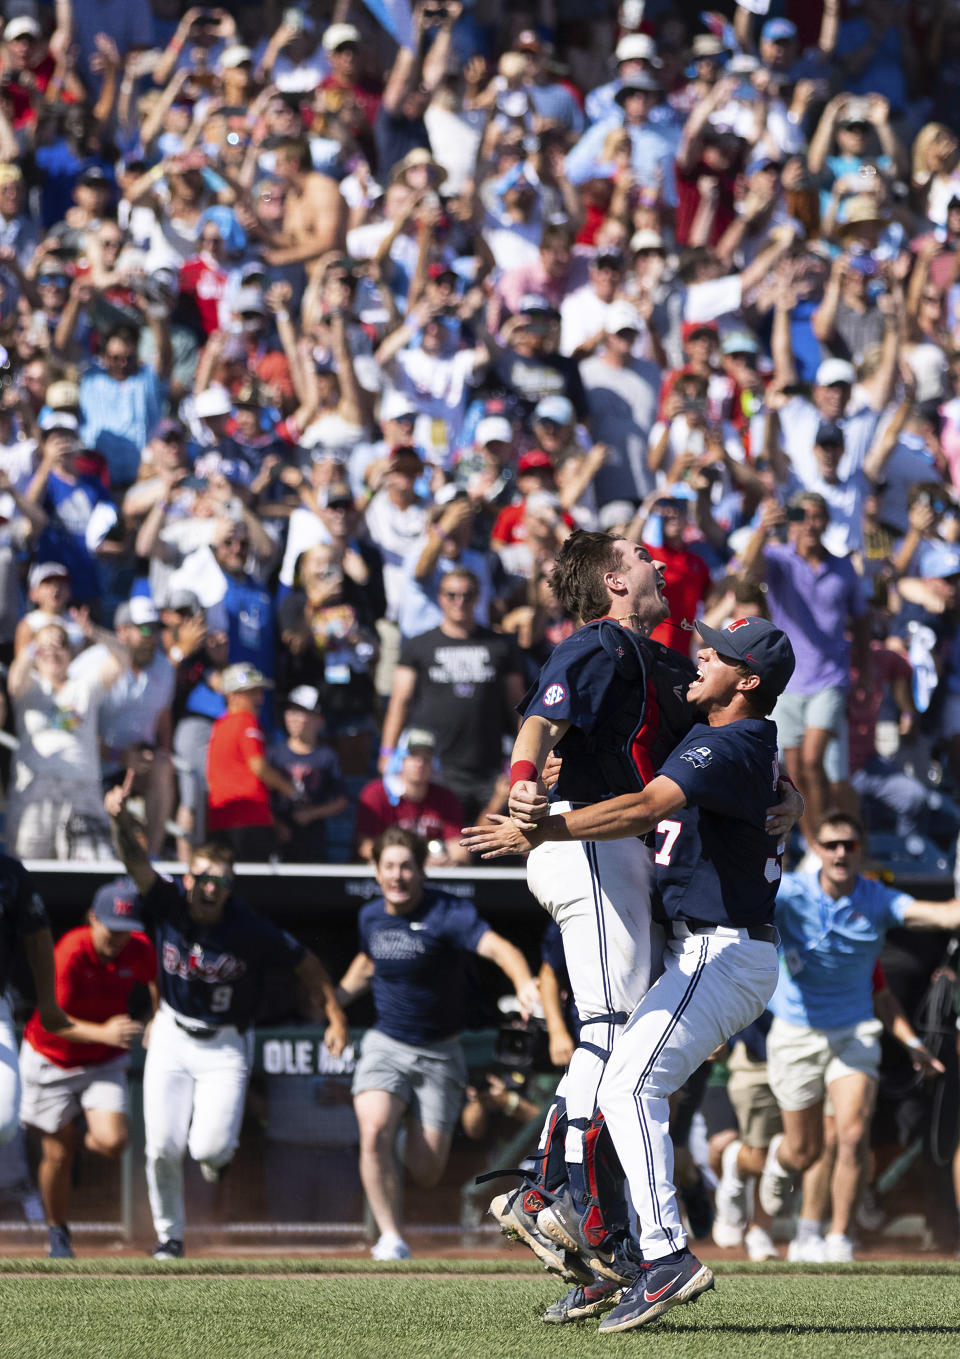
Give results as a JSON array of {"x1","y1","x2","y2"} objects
[{"x1": 906, "y1": 1036, "x2": 925, "y2": 1051}]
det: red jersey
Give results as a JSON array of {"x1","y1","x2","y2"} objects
[
  {"x1": 355, "y1": 779, "x2": 463, "y2": 850},
  {"x1": 206, "y1": 709, "x2": 273, "y2": 830},
  {"x1": 644, "y1": 540, "x2": 711, "y2": 656},
  {"x1": 491, "y1": 500, "x2": 575, "y2": 545},
  {"x1": 24, "y1": 926, "x2": 157, "y2": 1069},
  {"x1": 179, "y1": 256, "x2": 228, "y2": 335}
]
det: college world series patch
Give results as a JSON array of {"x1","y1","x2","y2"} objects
[
  {"x1": 680, "y1": 746, "x2": 712, "y2": 768},
  {"x1": 542, "y1": 683, "x2": 566, "y2": 706}
]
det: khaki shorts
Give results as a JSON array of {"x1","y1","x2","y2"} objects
[
  {"x1": 766, "y1": 1016, "x2": 882, "y2": 1113},
  {"x1": 772, "y1": 686, "x2": 849, "y2": 782},
  {"x1": 352, "y1": 1028, "x2": 467, "y2": 1135},
  {"x1": 726, "y1": 1042, "x2": 782, "y2": 1148},
  {"x1": 19, "y1": 1041, "x2": 129, "y2": 1135}
]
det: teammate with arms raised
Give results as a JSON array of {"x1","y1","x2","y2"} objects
[
  {"x1": 464, "y1": 616, "x2": 796, "y2": 1330},
  {"x1": 105, "y1": 774, "x2": 349, "y2": 1260}
]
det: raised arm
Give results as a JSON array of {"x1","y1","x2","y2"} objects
[
  {"x1": 104, "y1": 771, "x2": 159, "y2": 895},
  {"x1": 899, "y1": 898, "x2": 960, "y2": 931}
]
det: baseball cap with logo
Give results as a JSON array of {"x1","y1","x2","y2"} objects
[
  {"x1": 695, "y1": 617, "x2": 796, "y2": 699},
  {"x1": 91, "y1": 878, "x2": 144, "y2": 932},
  {"x1": 221, "y1": 663, "x2": 274, "y2": 695}
]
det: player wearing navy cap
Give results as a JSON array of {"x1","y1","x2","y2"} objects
[
  {"x1": 464, "y1": 616, "x2": 797, "y2": 1330},
  {"x1": 19, "y1": 879, "x2": 158, "y2": 1258},
  {"x1": 104, "y1": 774, "x2": 349, "y2": 1260}
]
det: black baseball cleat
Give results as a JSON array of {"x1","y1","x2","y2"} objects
[
  {"x1": 151, "y1": 1238, "x2": 185, "y2": 1261},
  {"x1": 489, "y1": 1185, "x2": 592, "y2": 1283},
  {"x1": 538, "y1": 1192, "x2": 640, "y2": 1285},
  {"x1": 597, "y1": 1249, "x2": 714, "y2": 1332},
  {"x1": 542, "y1": 1277, "x2": 623, "y2": 1324}
]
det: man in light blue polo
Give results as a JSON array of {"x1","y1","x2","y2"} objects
[
  {"x1": 740, "y1": 489, "x2": 869, "y2": 848},
  {"x1": 759, "y1": 808, "x2": 960, "y2": 1261},
  {"x1": 565, "y1": 73, "x2": 678, "y2": 201}
]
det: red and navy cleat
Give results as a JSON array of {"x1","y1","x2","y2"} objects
[{"x1": 597, "y1": 1249, "x2": 714, "y2": 1332}]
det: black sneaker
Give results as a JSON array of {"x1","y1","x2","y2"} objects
[
  {"x1": 48, "y1": 1224, "x2": 74, "y2": 1259},
  {"x1": 598, "y1": 1249, "x2": 714, "y2": 1333},
  {"x1": 151, "y1": 1238, "x2": 185, "y2": 1261},
  {"x1": 542, "y1": 1277, "x2": 623, "y2": 1324}
]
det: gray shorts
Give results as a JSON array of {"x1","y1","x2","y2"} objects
[
  {"x1": 19, "y1": 1041, "x2": 129, "y2": 1135},
  {"x1": 352, "y1": 1028, "x2": 467, "y2": 1135},
  {"x1": 772, "y1": 685, "x2": 849, "y2": 782}
]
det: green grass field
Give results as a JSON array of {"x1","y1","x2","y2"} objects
[{"x1": 2, "y1": 1260, "x2": 960, "y2": 1359}]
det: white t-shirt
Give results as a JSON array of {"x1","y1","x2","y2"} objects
[
  {"x1": 363, "y1": 491, "x2": 429, "y2": 620},
  {"x1": 13, "y1": 669, "x2": 108, "y2": 790}
]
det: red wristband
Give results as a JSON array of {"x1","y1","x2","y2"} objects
[
  {"x1": 510, "y1": 761, "x2": 538, "y2": 788},
  {"x1": 779, "y1": 772, "x2": 797, "y2": 791}
]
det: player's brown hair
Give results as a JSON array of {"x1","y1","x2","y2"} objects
[
  {"x1": 814, "y1": 808, "x2": 864, "y2": 843},
  {"x1": 189, "y1": 842, "x2": 235, "y2": 872},
  {"x1": 550, "y1": 529, "x2": 625, "y2": 622},
  {"x1": 372, "y1": 826, "x2": 428, "y2": 871}
]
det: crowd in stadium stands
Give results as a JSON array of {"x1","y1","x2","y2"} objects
[{"x1": 5, "y1": 0, "x2": 960, "y2": 1262}]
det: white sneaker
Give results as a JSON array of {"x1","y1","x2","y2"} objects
[
  {"x1": 758, "y1": 1134, "x2": 796, "y2": 1217},
  {"x1": 712, "y1": 1140, "x2": 747, "y2": 1247},
  {"x1": 787, "y1": 1235, "x2": 825, "y2": 1263},
  {"x1": 824, "y1": 1232, "x2": 855, "y2": 1263},
  {"x1": 371, "y1": 1232, "x2": 412, "y2": 1261},
  {"x1": 745, "y1": 1226, "x2": 779, "y2": 1261}
]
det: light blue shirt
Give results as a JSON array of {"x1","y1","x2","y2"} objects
[
  {"x1": 79, "y1": 364, "x2": 167, "y2": 485},
  {"x1": 565, "y1": 116, "x2": 678, "y2": 205},
  {"x1": 771, "y1": 872, "x2": 911, "y2": 1029}
]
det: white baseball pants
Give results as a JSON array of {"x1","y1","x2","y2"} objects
[
  {"x1": 144, "y1": 1004, "x2": 253, "y2": 1243},
  {"x1": 598, "y1": 926, "x2": 779, "y2": 1260},
  {"x1": 0, "y1": 996, "x2": 20, "y2": 1144},
  {"x1": 526, "y1": 825, "x2": 660, "y2": 1171}
]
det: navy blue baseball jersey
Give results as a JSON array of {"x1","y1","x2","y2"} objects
[
  {"x1": 0, "y1": 855, "x2": 49, "y2": 992},
  {"x1": 519, "y1": 621, "x2": 697, "y2": 802},
  {"x1": 652, "y1": 719, "x2": 783, "y2": 928},
  {"x1": 142, "y1": 876, "x2": 306, "y2": 1029},
  {"x1": 358, "y1": 888, "x2": 490, "y2": 1045}
]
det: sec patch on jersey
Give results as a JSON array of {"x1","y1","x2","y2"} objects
[
  {"x1": 542, "y1": 683, "x2": 566, "y2": 706},
  {"x1": 680, "y1": 746, "x2": 712, "y2": 769}
]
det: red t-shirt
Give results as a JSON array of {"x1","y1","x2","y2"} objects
[
  {"x1": 644, "y1": 540, "x2": 711, "y2": 656},
  {"x1": 491, "y1": 500, "x2": 575, "y2": 545},
  {"x1": 354, "y1": 779, "x2": 463, "y2": 850},
  {"x1": 24, "y1": 926, "x2": 157, "y2": 1069},
  {"x1": 179, "y1": 256, "x2": 228, "y2": 335},
  {"x1": 675, "y1": 159, "x2": 737, "y2": 248},
  {"x1": 206, "y1": 710, "x2": 273, "y2": 830}
]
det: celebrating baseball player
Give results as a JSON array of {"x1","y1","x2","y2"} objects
[
  {"x1": 19, "y1": 878, "x2": 158, "y2": 1258},
  {"x1": 105, "y1": 773, "x2": 349, "y2": 1260},
  {"x1": 463, "y1": 615, "x2": 797, "y2": 1331},
  {"x1": 479, "y1": 531, "x2": 800, "y2": 1314}
]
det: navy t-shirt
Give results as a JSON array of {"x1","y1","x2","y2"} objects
[
  {"x1": 520, "y1": 622, "x2": 697, "y2": 802},
  {"x1": 0, "y1": 856, "x2": 48, "y2": 993},
  {"x1": 653, "y1": 718, "x2": 783, "y2": 928},
  {"x1": 358, "y1": 888, "x2": 490, "y2": 1045},
  {"x1": 143, "y1": 876, "x2": 306, "y2": 1028}
]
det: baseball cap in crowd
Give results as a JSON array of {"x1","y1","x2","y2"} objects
[
  {"x1": 149, "y1": 416, "x2": 186, "y2": 443},
  {"x1": 615, "y1": 71, "x2": 661, "y2": 101},
  {"x1": 45, "y1": 379, "x2": 79, "y2": 410},
  {"x1": 320, "y1": 480, "x2": 354, "y2": 509},
  {"x1": 36, "y1": 259, "x2": 70, "y2": 282},
  {"x1": 815, "y1": 421, "x2": 845, "y2": 448},
  {"x1": 114, "y1": 597, "x2": 160, "y2": 629},
  {"x1": 4, "y1": 17, "x2": 39, "y2": 41},
  {"x1": 594, "y1": 246, "x2": 625, "y2": 270},
  {"x1": 534, "y1": 395, "x2": 574, "y2": 426},
  {"x1": 475, "y1": 415, "x2": 513, "y2": 446},
  {"x1": 194, "y1": 386, "x2": 233, "y2": 419},
  {"x1": 695, "y1": 616, "x2": 796, "y2": 699},
  {"x1": 29, "y1": 561, "x2": 70, "y2": 588},
  {"x1": 606, "y1": 300, "x2": 643, "y2": 335},
  {"x1": 616, "y1": 33, "x2": 660, "y2": 64},
  {"x1": 518, "y1": 449, "x2": 555, "y2": 474},
  {"x1": 400, "y1": 727, "x2": 436, "y2": 754},
  {"x1": 166, "y1": 587, "x2": 201, "y2": 613},
  {"x1": 815, "y1": 358, "x2": 856, "y2": 387},
  {"x1": 322, "y1": 22, "x2": 360, "y2": 51},
  {"x1": 380, "y1": 390, "x2": 419, "y2": 423},
  {"x1": 761, "y1": 18, "x2": 797, "y2": 43},
  {"x1": 219, "y1": 44, "x2": 253, "y2": 69},
  {"x1": 235, "y1": 287, "x2": 267, "y2": 316},
  {"x1": 286, "y1": 685, "x2": 323, "y2": 712},
  {"x1": 630, "y1": 228, "x2": 665, "y2": 253},
  {"x1": 38, "y1": 410, "x2": 78, "y2": 433},
  {"x1": 726, "y1": 53, "x2": 760, "y2": 76},
  {"x1": 518, "y1": 293, "x2": 559, "y2": 316},
  {"x1": 428, "y1": 262, "x2": 458, "y2": 282},
  {"x1": 682, "y1": 320, "x2": 719, "y2": 345},
  {"x1": 78, "y1": 166, "x2": 109, "y2": 188},
  {"x1": 221, "y1": 663, "x2": 274, "y2": 695},
  {"x1": 91, "y1": 879, "x2": 144, "y2": 933},
  {"x1": 721, "y1": 330, "x2": 760, "y2": 356},
  {"x1": 691, "y1": 34, "x2": 726, "y2": 58}
]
